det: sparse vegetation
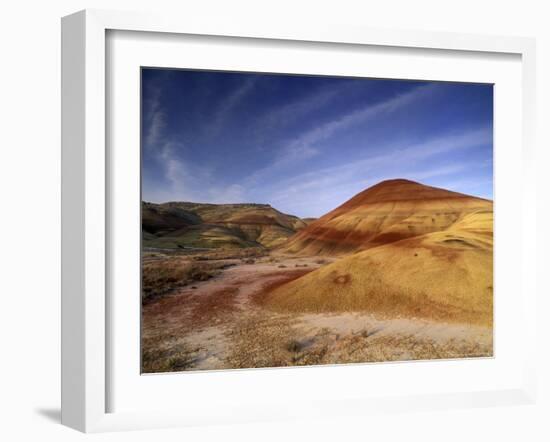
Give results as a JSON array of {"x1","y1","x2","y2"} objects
[
  {"x1": 223, "y1": 313, "x2": 492, "y2": 369},
  {"x1": 142, "y1": 340, "x2": 202, "y2": 373},
  {"x1": 190, "y1": 247, "x2": 266, "y2": 261},
  {"x1": 142, "y1": 257, "x2": 226, "y2": 302},
  {"x1": 292, "y1": 331, "x2": 491, "y2": 366},
  {"x1": 285, "y1": 339, "x2": 303, "y2": 353},
  {"x1": 224, "y1": 313, "x2": 299, "y2": 368}
]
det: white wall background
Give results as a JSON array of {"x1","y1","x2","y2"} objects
[{"x1": 0, "y1": 1, "x2": 548, "y2": 441}]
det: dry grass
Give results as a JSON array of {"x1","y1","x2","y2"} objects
[
  {"x1": 142, "y1": 257, "x2": 229, "y2": 303},
  {"x1": 296, "y1": 330, "x2": 491, "y2": 365},
  {"x1": 225, "y1": 313, "x2": 300, "y2": 369},
  {"x1": 191, "y1": 247, "x2": 267, "y2": 261},
  {"x1": 224, "y1": 314, "x2": 492, "y2": 369},
  {"x1": 142, "y1": 338, "x2": 203, "y2": 373}
]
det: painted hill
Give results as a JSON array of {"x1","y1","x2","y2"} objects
[
  {"x1": 279, "y1": 179, "x2": 493, "y2": 255},
  {"x1": 262, "y1": 179, "x2": 493, "y2": 325},
  {"x1": 263, "y1": 208, "x2": 493, "y2": 325},
  {"x1": 142, "y1": 201, "x2": 307, "y2": 249}
]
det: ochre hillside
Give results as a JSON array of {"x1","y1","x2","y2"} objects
[
  {"x1": 279, "y1": 179, "x2": 492, "y2": 255},
  {"x1": 264, "y1": 208, "x2": 493, "y2": 325},
  {"x1": 263, "y1": 180, "x2": 494, "y2": 325},
  {"x1": 142, "y1": 201, "x2": 307, "y2": 249}
]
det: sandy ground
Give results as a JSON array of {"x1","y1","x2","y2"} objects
[{"x1": 142, "y1": 254, "x2": 493, "y2": 372}]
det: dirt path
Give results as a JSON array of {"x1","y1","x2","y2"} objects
[
  {"x1": 142, "y1": 255, "x2": 329, "y2": 371},
  {"x1": 179, "y1": 255, "x2": 330, "y2": 302}
]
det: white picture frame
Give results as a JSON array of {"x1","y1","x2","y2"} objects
[{"x1": 61, "y1": 9, "x2": 538, "y2": 433}]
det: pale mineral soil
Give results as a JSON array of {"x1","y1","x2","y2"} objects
[{"x1": 141, "y1": 253, "x2": 493, "y2": 373}]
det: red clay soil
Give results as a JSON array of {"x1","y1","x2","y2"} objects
[
  {"x1": 143, "y1": 286, "x2": 241, "y2": 332},
  {"x1": 251, "y1": 269, "x2": 313, "y2": 306},
  {"x1": 188, "y1": 286, "x2": 240, "y2": 326}
]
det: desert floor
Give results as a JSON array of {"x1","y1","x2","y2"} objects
[{"x1": 141, "y1": 252, "x2": 493, "y2": 373}]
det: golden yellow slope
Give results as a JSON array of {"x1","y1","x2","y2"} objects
[{"x1": 263, "y1": 209, "x2": 493, "y2": 326}]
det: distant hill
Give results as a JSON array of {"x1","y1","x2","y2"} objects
[
  {"x1": 279, "y1": 179, "x2": 493, "y2": 255},
  {"x1": 142, "y1": 202, "x2": 202, "y2": 234},
  {"x1": 142, "y1": 201, "x2": 307, "y2": 249}
]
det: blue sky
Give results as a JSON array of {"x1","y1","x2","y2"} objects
[{"x1": 142, "y1": 68, "x2": 493, "y2": 218}]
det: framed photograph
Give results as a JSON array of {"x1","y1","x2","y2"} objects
[
  {"x1": 140, "y1": 68, "x2": 496, "y2": 374},
  {"x1": 61, "y1": 9, "x2": 538, "y2": 432}
]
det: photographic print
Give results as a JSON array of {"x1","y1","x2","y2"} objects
[{"x1": 141, "y1": 68, "x2": 493, "y2": 373}]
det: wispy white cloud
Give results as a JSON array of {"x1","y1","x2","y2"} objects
[
  {"x1": 264, "y1": 125, "x2": 492, "y2": 215},
  {"x1": 277, "y1": 125, "x2": 491, "y2": 190},
  {"x1": 143, "y1": 82, "x2": 167, "y2": 149},
  {"x1": 142, "y1": 75, "x2": 253, "y2": 203},
  {"x1": 246, "y1": 84, "x2": 439, "y2": 186},
  {"x1": 209, "y1": 77, "x2": 257, "y2": 137},
  {"x1": 208, "y1": 184, "x2": 246, "y2": 204},
  {"x1": 149, "y1": 124, "x2": 491, "y2": 210},
  {"x1": 145, "y1": 112, "x2": 165, "y2": 148},
  {"x1": 279, "y1": 83, "x2": 438, "y2": 159},
  {"x1": 437, "y1": 177, "x2": 493, "y2": 199},
  {"x1": 254, "y1": 82, "x2": 356, "y2": 134},
  {"x1": 154, "y1": 142, "x2": 205, "y2": 201},
  {"x1": 143, "y1": 141, "x2": 249, "y2": 204}
]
